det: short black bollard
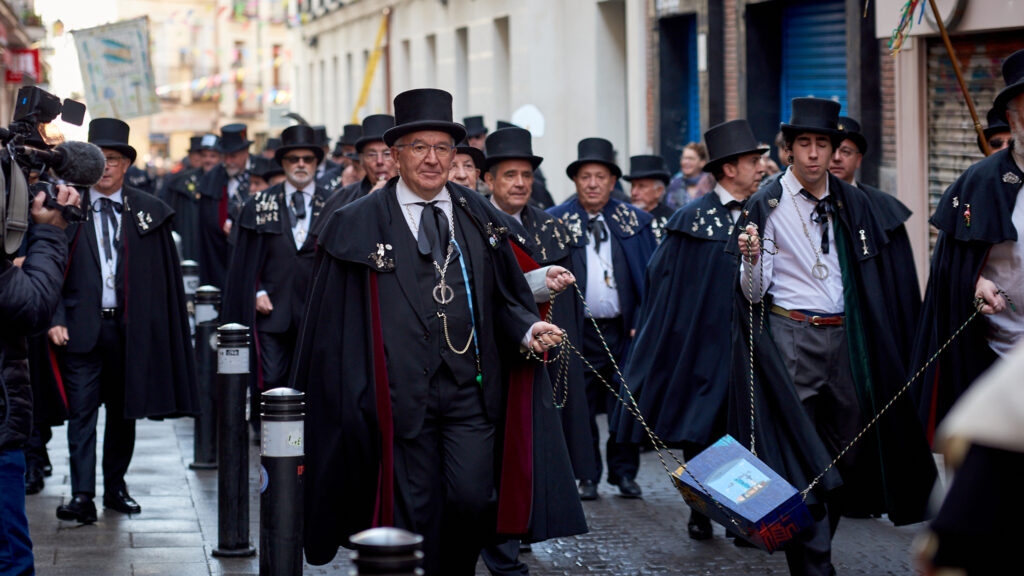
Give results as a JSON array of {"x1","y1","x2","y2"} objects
[
  {"x1": 190, "y1": 286, "x2": 221, "y2": 470},
  {"x1": 349, "y1": 528, "x2": 424, "y2": 575},
  {"x1": 181, "y1": 259, "x2": 200, "y2": 335},
  {"x1": 259, "y1": 388, "x2": 305, "y2": 576},
  {"x1": 213, "y1": 323, "x2": 256, "y2": 557}
]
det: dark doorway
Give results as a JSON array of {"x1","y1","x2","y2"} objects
[{"x1": 659, "y1": 13, "x2": 699, "y2": 173}]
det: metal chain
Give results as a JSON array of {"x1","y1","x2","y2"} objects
[
  {"x1": 438, "y1": 311, "x2": 474, "y2": 355},
  {"x1": 800, "y1": 298, "x2": 985, "y2": 498},
  {"x1": 781, "y1": 174, "x2": 830, "y2": 280}
]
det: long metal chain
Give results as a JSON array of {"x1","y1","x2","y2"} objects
[{"x1": 781, "y1": 175, "x2": 830, "y2": 280}]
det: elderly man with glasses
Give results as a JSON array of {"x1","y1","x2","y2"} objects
[{"x1": 294, "y1": 89, "x2": 586, "y2": 576}]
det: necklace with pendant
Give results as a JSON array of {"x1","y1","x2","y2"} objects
[
  {"x1": 404, "y1": 202, "x2": 456, "y2": 304},
  {"x1": 782, "y1": 176, "x2": 830, "y2": 281}
]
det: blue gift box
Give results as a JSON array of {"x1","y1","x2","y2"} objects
[{"x1": 670, "y1": 435, "x2": 812, "y2": 552}]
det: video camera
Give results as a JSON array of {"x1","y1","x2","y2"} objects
[{"x1": 1, "y1": 86, "x2": 102, "y2": 256}]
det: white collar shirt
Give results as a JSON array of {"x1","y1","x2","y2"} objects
[
  {"x1": 90, "y1": 188, "x2": 124, "y2": 308},
  {"x1": 284, "y1": 181, "x2": 314, "y2": 249}
]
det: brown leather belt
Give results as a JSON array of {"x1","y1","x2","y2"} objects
[{"x1": 770, "y1": 305, "x2": 844, "y2": 326}]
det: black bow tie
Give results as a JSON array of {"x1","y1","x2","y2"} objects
[
  {"x1": 92, "y1": 198, "x2": 123, "y2": 213},
  {"x1": 724, "y1": 199, "x2": 746, "y2": 210},
  {"x1": 798, "y1": 190, "x2": 833, "y2": 254}
]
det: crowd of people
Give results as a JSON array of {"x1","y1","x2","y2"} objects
[{"x1": 2, "y1": 47, "x2": 1023, "y2": 576}]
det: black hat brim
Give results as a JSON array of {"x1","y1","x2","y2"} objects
[
  {"x1": 465, "y1": 127, "x2": 488, "y2": 138},
  {"x1": 454, "y1": 146, "x2": 486, "y2": 170},
  {"x1": 274, "y1": 145, "x2": 325, "y2": 165},
  {"x1": 622, "y1": 170, "x2": 671, "y2": 184},
  {"x1": 215, "y1": 140, "x2": 253, "y2": 154},
  {"x1": 383, "y1": 122, "x2": 467, "y2": 147},
  {"x1": 93, "y1": 141, "x2": 137, "y2": 164},
  {"x1": 780, "y1": 124, "x2": 844, "y2": 148},
  {"x1": 703, "y1": 146, "x2": 770, "y2": 173},
  {"x1": 355, "y1": 136, "x2": 385, "y2": 152},
  {"x1": 566, "y1": 159, "x2": 622, "y2": 180},
  {"x1": 993, "y1": 81, "x2": 1024, "y2": 123},
  {"x1": 843, "y1": 133, "x2": 868, "y2": 155},
  {"x1": 482, "y1": 153, "x2": 543, "y2": 173}
]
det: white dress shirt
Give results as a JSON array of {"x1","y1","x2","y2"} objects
[
  {"x1": 90, "y1": 188, "x2": 123, "y2": 309},
  {"x1": 584, "y1": 212, "x2": 621, "y2": 319},
  {"x1": 741, "y1": 168, "x2": 844, "y2": 314},
  {"x1": 982, "y1": 182, "x2": 1024, "y2": 357},
  {"x1": 714, "y1": 183, "x2": 744, "y2": 224},
  {"x1": 284, "y1": 181, "x2": 314, "y2": 249}
]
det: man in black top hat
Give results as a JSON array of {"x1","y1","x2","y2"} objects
[
  {"x1": 313, "y1": 125, "x2": 342, "y2": 188},
  {"x1": 463, "y1": 115, "x2": 488, "y2": 150},
  {"x1": 247, "y1": 156, "x2": 286, "y2": 194},
  {"x1": 160, "y1": 134, "x2": 220, "y2": 261},
  {"x1": 548, "y1": 137, "x2": 657, "y2": 501},
  {"x1": 618, "y1": 120, "x2": 767, "y2": 542},
  {"x1": 331, "y1": 124, "x2": 364, "y2": 188},
  {"x1": 223, "y1": 125, "x2": 332, "y2": 404},
  {"x1": 314, "y1": 115, "x2": 398, "y2": 226},
  {"x1": 737, "y1": 98, "x2": 935, "y2": 575},
  {"x1": 624, "y1": 155, "x2": 674, "y2": 243},
  {"x1": 449, "y1": 139, "x2": 485, "y2": 191},
  {"x1": 912, "y1": 48, "x2": 1024, "y2": 440},
  {"x1": 49, "y1": 118, "x2": 198, "y2": 524},
  {"x1": 490, "y1": 120, "x2": 555, "y2": 210},
  {"x1": 294, "y1": 88, "x2": 586, "y2": 576},
  {"x1": 196, "y1": 123, "x2": 253, "y2": 288}
]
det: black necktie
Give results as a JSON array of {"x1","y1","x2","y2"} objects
[
  {"x1": 415, "y1": 201, "x2": 450, "y2": 265},
  {"x1": 95, "y1": 198, "x2": 122, "y2": 262},
  {"x1": 587, "y1": 216, "x2": 608, "y2": 254},
  {"x1": 291, "y1": 191, "x2": 306, "y2": 220},
  {"x1": 798, "y1": 190, "x2": 832, "y2": 254}
]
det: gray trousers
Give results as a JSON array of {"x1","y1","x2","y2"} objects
[{"x1": 770, "y1": 314, "x2": 863, "y2": 576}]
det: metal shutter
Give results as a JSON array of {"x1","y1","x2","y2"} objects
[
  {"x1": 780, "y1": 0, "x2": 847, "y2": 121},
  {"x1": 927, "y1": 33, "x2": 1024, "y2": 249}
]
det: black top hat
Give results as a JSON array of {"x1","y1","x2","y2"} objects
[
  {"x1": 312, "y1": 125, "x2": 330, "y2": 148},
  {"x1": 88, "y1": 118, "x2": 137, "y2": 163},
  {"x1": 274, "y1": 125, "x2": 324, "y2": 165},
  {"x1": 836, "y1": 116, "x2": 868, "y2": 154},
  {"x1": 980, "y1": 107, "x2": 1012, "y2": 153},
  {"x1": 188, "y1": 136, "x2": 204, "y2": 153},
  {"x1": 339, "y1": 124, "x2": 363, "y2": 146},
  {"x1": 780, "y1": 98, "x2": 843, "y2": 147},
  {"x1": 703, "y1": 119, "x2": 770, "y2": 173},
  {"x1": 454, "y1": 139, "x2": 485, "y2": 170},
  {"x1": 250, "y1": 156, "x2": 285, "y2": 181},
  {"x1": 356, "y1": 115, "x2": 395, "y2": 152},
  {"x1": 463, "y1": 115, "x2": 488, "y2": 138},
  {"x1": 994, "y1": 48, "x2": 1024, "y2": 122},
  {"x1": 216, "y1": 123, "x2": 253, "y2": 154},
  {"x1": 384, "y1": 89, "x2": 466, "y2": 147},
  {"x1": 623, "y1": 155, "x2": 671, "y2": 184},
  {"x1": 199, "y1": 134, "x2": 220, "y2": 151},
  {"x1": 566, "y1": 137, "x2": 621, "y2": 179},
  {"x1": 264, "y1": 137, "x2": 282, "y2": 152},
  {"x1": 483, "y1": 127, "x2": 543, "y2": 172},
  {"x1": 496, "y1": 120, "x2": 517, "y2": 130}
]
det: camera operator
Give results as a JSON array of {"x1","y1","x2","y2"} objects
[{"x1": 1, "y1": 184, "x2": 80, "y2": 575}]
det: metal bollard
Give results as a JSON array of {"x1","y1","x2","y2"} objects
[
  {"x1": 212, "y1": 323, "x2": 256, "y2": 557},
  {"x1": 190, "y1": 286, "x2": 221, "y2": 470},
  {"x1": 181, "y1": 260, "x2": 200, "y2": 336},
  {"x1": 349, "y1": 528, "x2": 424, "y2": 576},
  {"x1": 259, "y1": 388, "x2": 305, "y2": 576}
]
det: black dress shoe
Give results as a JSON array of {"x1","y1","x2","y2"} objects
[
  {"x1": 687, "y1": 511, "x2": 713, "y2": 540},
  {"x1": 578, "y1": 479, "x2": 599, "y2": 501},
  {"x1": 615, "y1": 477, "x2": 643, "y2": 499},
  {"x1": 103, "y1": 488, "x2": 142, "y2": 515},
  {"x1": 57, "y1": 495, "x2": 97, "y2": 524},
  {"x1": 25, "y1": 465, "x2": 44, "y2": 495}
]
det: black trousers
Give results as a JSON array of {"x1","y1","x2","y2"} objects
[
  {"x1": 256, "y1": 327, "x2": 296, "y2": 391},
  {"x1": 771, "y1": 315, "x2": 861, "y2": 576},
  {"x1": 64, "y1": 317, "x2": 136, "y2": 496},
  {"x1": 582, "y1": 316, "x2": 639, "y2": 484},
  {"x1": 392, "y1": 365, "x2": 496, "y2": 576}
]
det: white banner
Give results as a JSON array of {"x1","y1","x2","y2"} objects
[{"x1": 72, "y1": 17, "x2": 160, "y2": 119}]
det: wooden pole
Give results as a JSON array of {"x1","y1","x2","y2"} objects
[{"x1": 927, "y1": 0, "x2": 992, "y2": 156}]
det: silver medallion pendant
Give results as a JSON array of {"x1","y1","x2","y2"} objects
[
  {"x1": 433, "y1": 283, "x2": 455, "y2": 305},
  {"x1": 812, "y1": 262, "x2": 830, "y2": 281}
]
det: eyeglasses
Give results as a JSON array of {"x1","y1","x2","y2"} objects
[
  {"x1": 361, "y1": 150, "x2": 392, "y2": 160},
  {"x1": 282, "y1": 154, "x2": 316, "y2": 164},
  {"x1": 989, "y1": 137, "x2": 1008, "y2": 149},
  {"x1": 104, "y1": 155, "x2": 127, "y2": 165},
  {"x1": 395, "y1": 142, "x2": 454, "y2": 159},
  {"x1": 835, "y1": 146, "x2": 859, "y2": 159}
]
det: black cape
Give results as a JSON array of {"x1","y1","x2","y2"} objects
[
  {"x1": 159, "y1": 168, "x2": 203, "y2": 261},
  {"x1": 910, "y1": 146, "x2": 1024, "y2": 438},
  {"x1": 310, "y1": 177, "x2": 374, "y2": 241},
  {"x1": 648, "y1": 201, "x2": 674, "y2": 244},
  {"x1": 196, "y1": 163, "x2": 250, "y2": 288},
  {"x1": 62, "y1": 188, "x2": 199, "y2": 419},
  {"x1": 517, "y1": 205, "x2": 596, "y2": 480},
  {"x1": 615, "y1": 192, "x2": 737, "y2": 447},
  {"x1": 728, "y1": 173, "x2": 936, "y2": 522},
  {"x1": 292, "y1": 180, "x2": 586, "y2": 565}
]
